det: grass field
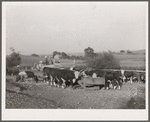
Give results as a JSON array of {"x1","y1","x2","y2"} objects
[
  {"x1": 114, "y1": 53, "x2": 145, "y2": 69},
  {"x1": 5, "y1": 50, "x2": 146, "y2": 109},
  {"x1": 6, "y1": 76, "x2": 145, "y2": 109},
  {"x1": 20, "y1": 52, "x2": 145, "y2": 70}
]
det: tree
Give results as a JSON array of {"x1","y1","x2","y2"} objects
[
  {"x1": 86, "y1": 52, "x2": 120, "y2": 69},
  {"x1": 84, "y1": 47, "x2": 95, "y2": 58},
  {"x1": 53, "y1": 51, "x2": 60, "y2": 58},
  {"x1": 31, "y1": 53, "x2": 39, "y2": 57},
  {"x1": 6, "y1": 48, "x2": 21, "y2": 68},
  {"x1": 127, "y1": 50, "x2": 132, "y2": 54},
  {"x1": 120, "y1": 50, "x2": 125, "y2": 53},
  {"x1": 108, "y1": 50, "x2": 112, "y2": 54},
  {"x1": 61, "y1": 52, "x2": 68, "y2": 59}
]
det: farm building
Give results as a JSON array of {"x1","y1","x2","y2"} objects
[{"x1": 54, "y1": 54, "x2": 60, "y2": 63}]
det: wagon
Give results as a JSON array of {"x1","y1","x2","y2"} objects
[{"x1": 78, "y1": 76, "x2": 105, "y2": 90}]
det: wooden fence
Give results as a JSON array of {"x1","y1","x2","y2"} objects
[
  {"x1": 19, "y1": 66, "x2": 33, "y2": 71},
  {"x1": 20, "y1": 65, "x2": 146, "y2": 74}
]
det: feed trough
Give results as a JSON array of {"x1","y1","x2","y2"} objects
[{"x1": 78, "y1": 76, "x2": 105, "y2": 90}]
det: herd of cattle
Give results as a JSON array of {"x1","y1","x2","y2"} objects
[{"x1": 6, "y1": 66, "x2": 146, "y2": 90}]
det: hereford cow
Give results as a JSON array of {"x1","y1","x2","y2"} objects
[
  {"x1": 140, "y1": 73, "x2": 145, "y2": 83},
  {"x1": 16, "y1": 71, "x2": 38, "y2": 83},
  {"x1": 121, "y1": 70, "x2": 138, "y2": 84},
  {"x1": 105, "y1": 71, "x2": 123, "y2": 90},
  {"x1": 43, "y1": 67, "x2": 81, "y2": 88},
  {"x1": 81, "y1": 69, "x2": 105, "y2": 78}
]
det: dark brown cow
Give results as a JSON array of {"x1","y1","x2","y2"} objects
[
  {"x1": 43, "y1": 67, "x2": 80, "y2": 88},
  {"x1": 105, "y1": 71, "x2": 122, "y2": 90}
]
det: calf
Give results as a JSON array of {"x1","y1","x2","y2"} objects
[
  {"x1": 109, "y1": 79, "x2": 121, "y2": 90},
  {"x1": 81, "y1": 69, "x2": 105, "y2": 78},
  {"x1": 105, "y1": 71, "x2": 122, "y2": 90},
  {"x1": 16, "y1": 71, "x2": 38, "y2": 83},
  {"x1": 121, "y1": 70, "x2": 135, "y2": 84},
  {"x1": 140, "y1": 73, "x2": 145, "y2": 83}
]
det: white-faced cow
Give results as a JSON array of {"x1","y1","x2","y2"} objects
[
  {"x1": 16, "y1": 71, "x2": 38, "y2": 83},
  {"x1": 121, "y1": 70, "x2": 138, "y2": 84},
  {"x1": 81, "y1": 69, "x2": 105, "y2": 78},
  {"x1": 43, "y1": 67, "x2": 81, "y2": 88},
  {"x1": 105, "y1": 71, "x2": 123, "y2": 90},
  {"x1": 140, "y1": 73, "x2": 145, "y2": 83}
]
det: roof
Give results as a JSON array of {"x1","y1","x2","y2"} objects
[{"x1": 54, "y1": 54, "x2": 60, "y2": 60}]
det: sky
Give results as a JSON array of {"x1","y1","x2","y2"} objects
[{"x1": 5, "y1": 2, "x2": 147, "y2": 55}]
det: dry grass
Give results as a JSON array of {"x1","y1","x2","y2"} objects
[
  {"x1": 6, "y1": 76, "x2": 145, "y2": 109},
  {"x1": 20, "y1": 53, "x2": 145, "y2": 70},
  {"x1": 114, "y1": 53, "x2": 145, "y2": 68}
]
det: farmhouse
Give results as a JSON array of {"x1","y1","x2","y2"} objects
[{"x1": 54, "y1": 54, "x2": 60, "y2": 63}]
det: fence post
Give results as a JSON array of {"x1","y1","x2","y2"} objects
[{"x1": 137, "y1": 72, "x2": 141, "y2": 82}]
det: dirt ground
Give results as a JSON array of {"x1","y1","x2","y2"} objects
[{"x1": 6, "y1": 75, "x2": 145, "y2": 109}]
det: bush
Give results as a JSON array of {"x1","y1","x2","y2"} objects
[
  {"x1": 6, "y1": 51, "x2": 21, "y2": 68},
  {"x1": 85, "y1": 52, "x2": 120, "y2": 69},
  {"x1": 120, "y1": 50, "x2": 125, "y2": 53},
  {"x1": 31, "y1": 54, "x2": 39, "y2": 57},
  {"x1": 127, "y1": 50, "x2": 132, "y2": 54}
]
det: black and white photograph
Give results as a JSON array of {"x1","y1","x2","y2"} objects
[{"x1": 2, "y1": 1, "x2": 148, "y2": 121}]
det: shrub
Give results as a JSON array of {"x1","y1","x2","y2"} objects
[
  {"x1": 120, "y1": 50, "x2": 125, "y2": 53},
  {"x1": 84, "y1": 47, "x2": 95, "y2": 58},
  {"x1": 6, "y1": 51, "x2": 22, "y2": 68},
  {"x1": 31, "y1": 54, "x2": 39, "y2": 57},
  {"x1": 127, "y1": 50, "x2": 132, "y2": 54},
  {"x1": 85, "y1": 52, "x2": 120, "y2": 69}
]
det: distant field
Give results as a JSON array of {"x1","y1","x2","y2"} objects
[
  {"x1": 20, "y1": 53, "x2": 145, "y2": 70},
  {"x1": 20, "y1": 55, "x2": 85, "y2": 68},
  {"x1": 114, "y1": 53, "x2": 145, "y2": 69},
  {"x1": 20, "y1": 55, "x2": 44, "y2": 66}
]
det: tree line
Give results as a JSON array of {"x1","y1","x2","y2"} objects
[
  {"x1": 6, "y1": 47, "x2": 121, "y2": 69},
  {"x1": 52, "y1": 51, "x2": 84, "y2": 60}
]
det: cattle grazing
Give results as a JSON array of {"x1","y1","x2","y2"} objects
[
  {"x1": 105, "y1": 71, "x2": 122, "y2": 90},
  {"x1": 43, "y1": 67, "x2": 81, "y2": 88},
  {"x1": 43, "y1": 67, "x2": 59, "y2": 86},
  {"x1": 140, "y1": 73, "x2": 145, "y2": 83},
  {"x1": 132, "y1": 76, "x2": 138, "y2": 82},
  {"x1": 121, "y1": 70, "x2": 135, "y2": 84},
  {"x1": 109, "y1": 79, "x2": 121, "y2": 90},
  {"x1": 81, "y1": 69, "x2": 105, "y2": 78},
  {"x1": 57, "y1": 69, "x2": 80, "y2": 88},
  {"x1": 6, "y1": 66, "x2": 20, "y2": 76},
  {"x1": 16, "y1": 71, "x2": 38, "y2": 83}
]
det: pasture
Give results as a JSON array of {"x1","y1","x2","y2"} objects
[
  {"x1": 6, "y1": 51, "x2": 146, "y2": 109},
  {"x1": 20, "y1": 55, "x2": 85, "y2": 67},
  {"x1": 6, "y1": 75, "x2": 145, "y2": 109},
  {"x1": 20, "y1": 52, "x2": 145, "y2": 70},
  {"x1": 114, "y1": 53, "x2": 145, "y2": 69}
]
